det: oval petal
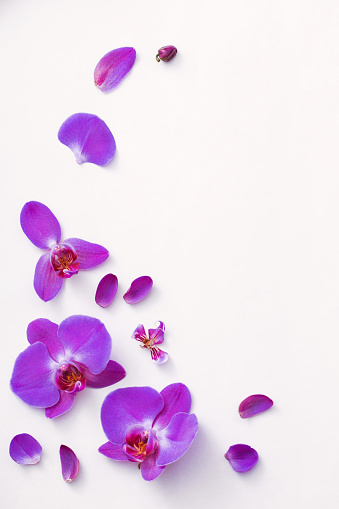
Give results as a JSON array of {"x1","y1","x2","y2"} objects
[
  {"x1": 95, "y1": 274, "x2": 118, "y2": 307},
  {"x1": 58, "y1": 113, "x2": 116, "y2": 166},
  {"x1": 225, "y1": 444, "x2": 259, "y2": 472},
  {"x1": 60, "y1": 445, "x2": 79, "y2": 482},
  {"x1": 20, "y1": 201, "x2": 61, "y2": 249},
  {"x1": 94, "y1": 47, "x2": 136, "y2": 92},
  {"x1": 9, "y1": 434, "x2": 42, "y2": 465},
  {"x1": 239, "y1": 394, "x2": 273, "y2": 418},
  {"x1": 123, "y1": 276, "x2": 153, "y2": 304}
]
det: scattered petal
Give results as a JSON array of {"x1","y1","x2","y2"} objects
[
  {"x1": 123, "y1": 276, "x2": 153, "y2": 304},
  {"x1": 156, "y1": 45, "x2": 177, "y2": 62},
  {"x1": 20, "y1": 201, "x2": 61, "y2": 249},
  {"x1": 239, "y1": 394, "x2": 273, "y2": 419},
  {"x1": 94, "y1": 47, "x2": 136, "y2": 92},
  {"x1": 58, "y1": 113, "x2": 116, "y2": 166},
  {"x1": 225, "y1": 444, "x2": 259, "y2": 472},
  {"x1": 9, "y1": 434, "x2": 42, "y2": 465},
  {"x1": 60, "y1": 445, "x2": 79, "y2": 482},
  {"x1": 95, "y1": 274, "x2": 118, "y2": 307}
]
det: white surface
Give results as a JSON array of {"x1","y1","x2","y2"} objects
[{"x1": 1, "y1": 0, "x2": 339, "y2": 507}]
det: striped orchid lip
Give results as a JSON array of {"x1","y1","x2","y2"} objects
[
  {"x1": 132, "y1": 321, "x2": 168, "y2": 364},
  {"x1": 20, "y1": 201, "x2": 109, "y2": 301}
]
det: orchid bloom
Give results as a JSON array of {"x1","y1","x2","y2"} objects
[
  {"x1": 20, "y1": 201, "x2": 109, "y2": 301},
  {"x1": 132, "y1": 321, "x2": 168, "y2": 364},
  {"x1": 99, "y1": 383, "x2": 198, "y2": 481},
  {"x1": 10, "y1": 315, "x2": 126, "y2": 418}
]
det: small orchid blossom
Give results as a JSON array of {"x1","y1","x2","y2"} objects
[
  {"x1": 20, "y1": 201, "x2": 109, "y2": 301},
  {"x1": 132, "y1": 321, "x2": 168, "y2": 364},
  {"x1": 99, "y1": 383, "x2": 198, "y2": 481},
  {"x1": 10, "y1": 315, "x2": 126, "y2": 418}
]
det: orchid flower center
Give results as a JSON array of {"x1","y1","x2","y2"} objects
[
  {"x1": 55, "y1": 363, "x2": 86, "y2": 393},
  {"x1": 124, "y1": 427, "x2": 157, "y2": 462},
  {"x1": 50, "y1": 243, "x2": 79, "y2": 278}
]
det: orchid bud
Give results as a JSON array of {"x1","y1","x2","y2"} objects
[{"x1": 156, "y1": 45, "x2": 177, "y2": 62}]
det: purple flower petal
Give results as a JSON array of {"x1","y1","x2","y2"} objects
[
  {"x1": 45, "y1": 392, "x2": 75, "y2": 419},
  {"x1": 153, "y1": 383, "x2": 191, "y2": 431},
  {"x1": 225, "y1": 444, "x2": 259, "y2": 472},
  {"x1": 101, "y1": 387, "x2": 164, "y2": 445},
  {"x1": 123, "y1": 276, "x2": 153, "y2": 304},
  {"x1": 148, "y1": 322, "x2": 165, "y2": 345},
  {"x1": 98, "y1": 442, "x2": 128, "y2": 461},
  {"x1": 27, "y1": 318, "x2": 65, "y2": 362},
  {"x1": 131, "y1": 324, "x2": 147, "y2": 341},
  {"x1": 9, "y1": 434, "x2": 42, "y2": 465},
  {"x1": 34, "y1": 252, "x2": 64, "y2": 302},
  {"x1": 85, "y1": 360, "x2": 126, "y2": 388},
  {"x1": 239, "y1": 394, "x2": 274, "y2": 418},
  {"x1": 156, "y1": 412, "x2": 198, "y2": 467},
  {"x1": 64, "y1": 238, "x2": 109, "y2": 269},
  {"x1": 94, "y1": 47, "x2": 136, "y2": 92},
  {"x1": 150, "y1": 347, "x2": 169, "y2": 364},
  {"x1": 141, "y1": 450, "x2": 165, "y2": 481},
  {"x1": 20, "y1": 201, "x2": 61, "y2": 249},
  {"x1": 60, "y1": 445, "x2": 79, "y2": 482},
  {"x1": 57, "y1": 315, "x2": 111, "y2": 374},
  {"x1": 95, "y1": 274, "x2": 118, "y2": 307},
  {"x1": 10, "y1": 342, "x2": 60, "y2": 407},
  {"x1": 58, "y1": 113, "x2": 116, "y2": 166}
]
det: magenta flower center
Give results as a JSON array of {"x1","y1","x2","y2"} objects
[
  {"x1": 55, "y1": 363, "x2": 86, "y2": 393},
  {"x1": 125, "y1": 428, "x2": 157, "y2": 462},
  {"x1": 50, "y1": 243, "x2": 79, "y2": 278}
]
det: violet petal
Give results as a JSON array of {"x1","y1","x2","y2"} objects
[
  {"x1": 85, "y1": 360, "x2": 126, "y2": 388},
  {"x1": 156, "y1": 412, "x2": 198, "y2": 466},
  {"x1": 9, "y1": 434, "x2": 42, "y2": 465},
  {"x1": 57, "y1": 315, "x2": 111, "y2": 374},
  {"x1": 123, "y1": 276, "x2": 153, "y2": 304},
  {"x1": 64, "y1": 238, "x2": 109, "y2": 269},
  {"x1": 10, "y1": 342, "x2": 60, "y2": 407},
  {"x1": 58, "y1": 113, "x2": 116, "y2": 166},
  {"x1": 60, "y1": 445, "x2": 79, "y2": 482},
  {"x1": 95, "y1": 274, "x2": 118, "y2": 307},
  {"x1": 131, "y1": 324, "x2": 147, "y2": 341},
  {"x1": 98, "y1": 442, "x2": 128, "y2": 461},
  {"x1": 20, "y1": 201, "x2": 61, "y2": 249},
  {"x1": 94, "y1": 47, "x2": 136, "y2": 92},
  {"x1": 141, "y1": 450, "x2": 165, "y2": 481},
  {"x1": 27, "y1": 318, "x2": 65, "y2": 362},
  {"x1": 34, "y1": 252, "x2": 64, "y2": 302},
  {"x1": 150, "y1": 347, "x2": 169, "y2": 365},
  {"x1": 101, "y1": 387, "x2": 164, "y2": 445},
  {"x1": 153, "y1": 383, "x2": 191, "y2": 431},
  {"x1": 45, "y1": 392, "x2": 75, "y2": 419},
  {"x1": 239, "y1": 394, "x2": 273, "y2": 418},
  {"x1": 148, "y1": 323, "x2": 165, "y2": 345},
  {"x1": 225, "y1": 444, "x2": 259, "y2": 472}
]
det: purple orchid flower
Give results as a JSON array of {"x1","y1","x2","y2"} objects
[
  {"x1": 20, "y1": 201, "x2": 109, "y2": 301},
  {"x1": 132, "y1": 321, "x2": 168, "y2": 364},
  {"x1": 99, "y1": 383, "x2": 198, "y2": 481},
  {"x1": 10, "y1": 315, "x2": 126, "y2": 418}
]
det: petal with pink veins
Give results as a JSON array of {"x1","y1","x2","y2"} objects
[
  {"x1": 9, "y1": 434, "x2": 42, "y2": 465},
  {"x1": 60, "y1": 445, "x2": 79, "y2": 482},
  {"x1": 94, "y1": 47, "x2": 136, "y2": 92},
  {"x1": 95, "y1": 274, "x2": 118, "y2": 307}
]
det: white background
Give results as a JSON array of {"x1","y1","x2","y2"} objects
[{"x1": 1, "y1": 0, "x2": 339, "y2": 507}]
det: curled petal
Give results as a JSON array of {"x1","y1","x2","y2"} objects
[
  {"x1": 45, "y1": 392, "x2": 75, "y2": 419},
  {"x1": 94, "y1": 47, "x2": 136, "y2": 92},
  {"x1": 20, "y1": 201, "x2": 61, "y2": 249},
  {"x1": 123, "y1": 276, "x2": 153, "y2": 304},
  {"x1": 156, "y1": 412, "x2": 198, "y2": 466},
  {"x1": 85, "y1": 360, "x2": 126, "y2": 388},
  {"x1": 225, "y1": 444, "x2": 259, "y2": 472},
  {"x1": 132, "y1": 324, "x2": 147, "y2": 342},
  {"x1": 153, "y1": 383, "x2": 191, "y2": 431},
  {"x1": 150, "y1": 347, "x2": 168, "y2": 364},
  {"x1": 10, "y1": 342, "x2": 60, "y2": 408},
  {"x1": 95, "y1": 274, "x2": 118, "y2": 307},
  {"x1": 34, "y1": 252, "x2": 64, "y2": 302},
  {"x1": 9, "y1": 434, "x2": 42, "y2": 465},
  {"x1": 101, "y1": 387, "x2": 164, "y2": 445},
  {"x1": 27, "y1": 318, "x2": 64, "y2": 362},
  {"x1": 58, "y1": 315, "x2": 112, "y2": 374},
  {"x1": 98, "y1": 442, "x2": 128, "y2": 461},
  {"x1": 239, "y1": 394, "x2": 273, "y2": 419},
  {"x1": 64, "y1": 238, "x2": 109, "y2": 269},
  {"x1": 58, "y1": 113, "x2": 116, "y2": 166},
  {"x1": 148, "y1": 324, "x2": 165, "y2": 345},
  {"x1": 60, "y1": 445, "x2": 79, "y2": 482}
]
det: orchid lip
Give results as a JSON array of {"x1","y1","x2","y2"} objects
[
  {"x1": 50, "y1": 243, "x2": 79, "y2": 279},
  {"x1": 55, "y1": 362, "x2": 86, "y2": 393}
]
